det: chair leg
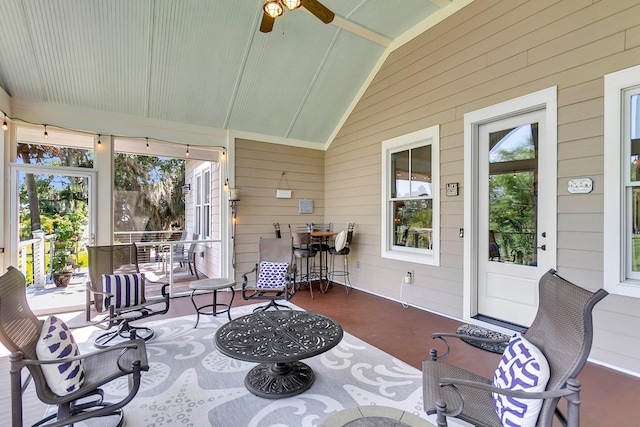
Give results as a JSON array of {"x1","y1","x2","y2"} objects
[
  {"x1": 328, "y1": 253, "x2": 352, "y2": 294},
  {"x1": 9, "y1": 356, "x2": 24, "y2": 427},
  {"x1": 436, "y1": 400, "x2": 449, "y2": 427}
]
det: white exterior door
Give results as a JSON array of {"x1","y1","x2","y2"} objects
[{"x1": 475, "y1": 109, "x2": 555, "y2": 327}]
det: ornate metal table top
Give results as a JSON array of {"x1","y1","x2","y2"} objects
[{"x1": 215, "y1": 310, "x2": 343, "y2": 364}]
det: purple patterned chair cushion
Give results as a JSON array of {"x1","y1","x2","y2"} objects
[
  {"x1": 256, "y1": 261, "x2": 289, "y2": 289},
  {"x1": 36, "y1": 316, "x2": 86, "y2": 396},
  {"x1": 102, "y1": 273, "x2": 144, "y2": 310},
  {"x1": 492, "y1": 333, "x2": 550, "y2": 427}
]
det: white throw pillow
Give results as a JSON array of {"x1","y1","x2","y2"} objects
[
  {"x1": 334, "y1": 230, "x2": 347, "y2": 252},
  {"x1": 257, "y1": 261, "x2": 289, "y2": 288},
  {"x1": 36, "y1": 316, "x2": 85, "y2": 396},
  {"x1": 492, "y1": 333, "x2": 550, "y2": 427}
]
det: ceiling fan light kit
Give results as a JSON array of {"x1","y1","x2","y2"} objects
[
  {"x1": 263, "y1": 1, "x2": 283, "y2": 18},
  {"x1": 260, "y1": 0, "x2": 334, "y2": 33}
]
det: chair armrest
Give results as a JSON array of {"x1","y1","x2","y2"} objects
[
  {"x1": 439, "y1": 377, "x2": 578, "y2": 400},
  {"x1": 86, "y1": 284, "x2": 113, "y2": 298},
  {"x1": 242, "y1": 265, "x2": 258, "y2": 287},
  {"x1": 13, "y1": 340, "x2": 145, "y2": 367}
]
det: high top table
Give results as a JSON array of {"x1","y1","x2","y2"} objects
[{"x1": 215, "y1": 310, "x2": 343, "y2": 398}]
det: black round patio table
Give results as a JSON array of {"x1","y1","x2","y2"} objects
[{"x1": 215, "y1": 310, "x2": 343, "y2": 398}]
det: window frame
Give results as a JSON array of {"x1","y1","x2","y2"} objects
[
  {"x1": 604, "y1": 64, "x2": 640, "y2": 298},
  {"x1": 381, "y1": 125, "x2": 440, "y2": 266},
  {"x1": 193, "y1": 163, "x2": 212, "y2": 239}
]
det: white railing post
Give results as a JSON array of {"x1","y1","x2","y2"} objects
[{"x1": 32, "y1": 230, "x2": 47, "y2": 288}]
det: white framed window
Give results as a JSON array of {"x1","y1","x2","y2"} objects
[
  {"x1": 381, "y1": 125, "x2": 440, "y2": 266},
  {"x1": 193, "y1": 165, "x2": 212, "y2": 239},
  {"x1": 604, "y1": 64, "x2": 640, "y2": 298}
]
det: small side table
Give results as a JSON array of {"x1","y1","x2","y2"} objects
[{"x1": 189, "y1": 277, "x2": 236, "y2": 327}]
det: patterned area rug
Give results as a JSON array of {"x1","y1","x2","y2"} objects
[
  {"x1": 455, "y1": 324, "x2": 511, "y2": 354},
  {"x1": 68, "y1": 303, "x2": 430, "y2": 426}
]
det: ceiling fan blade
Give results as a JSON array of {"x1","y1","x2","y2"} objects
[
  {"x1": 259, "y1": 13, "x2": 275, "y2": 33},
  {"x1": 301, "y1": 0, "x2": 334, "y2": 24}
]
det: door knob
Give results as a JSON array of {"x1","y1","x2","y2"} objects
[{"x1": 537, "y1": 245, "x2": 546, "y2": 251}]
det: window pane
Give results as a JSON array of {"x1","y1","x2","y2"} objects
[
  {"x1": 488, "y1": 124, "x2": 538, "y2": 266},
  {"x1": 393, "y1": 199, "x2": 433, "y2": 249},
  {"x1": 392, "y1": 150, "x2": 409, "y2": 198},
  {"x1": 489, "y1": 171, "x2": 537, "y2": 265},
  {"x1": 630, "y1": 94, "x2": 640, "y2": 182},
  {"x1": 631, "y1": 187, "x2": 640, "y2": 272},
  {"x1": 204, "y1": 170, "x2": 211, "y2": 204},
  {"x1": 113, "y1": 153, "x2": 186, "y2": 236},
  {"x1": 410, "y1": 145, "x2": 432, "y2": 197},
  {"x1": 196, "y1": 175, "x2": 202, "y2": 205},
  {"x1": 17, "y1": 143, "x2": 94, "y2": 168},
  {"x1": 204, "y1": 205, "x2": 210, "y2": 238},
  {"x1": 16, "y1": 126, "x2": 94, "y2": 168},
  {"x1": 489, "y1": 124, "x2": 536, "y2": 163}
]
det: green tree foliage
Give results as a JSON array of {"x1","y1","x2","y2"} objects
[
  {"x1": 114, "y1": 153, "x2": 185, "y2": 233},
  {"x1": 489, "y1": 140, "x2": 536, "y2": 264}
]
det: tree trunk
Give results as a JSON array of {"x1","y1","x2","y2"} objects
[{"x1": 20, "y1": 152, "x2": 41, "y2": 231}]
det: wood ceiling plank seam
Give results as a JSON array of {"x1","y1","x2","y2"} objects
[
  {"x1": 145, "y1": 0, "x2": 158, "y2": 119},
  {"x1": 20, "y1": 0, "x2": 52, "y2": 103},
  {"x1": 222, "y1": 3, "x2": 264, "y2": 130},
  {"x1": 284, "y1": 30, "x2": 342, "y2": 138},
  {"x1": 0, "y1": 1, "x2": 33, "y2": 98},
  {"x1": 50, "y1": 3, "x2": 73, "y2": 104}
]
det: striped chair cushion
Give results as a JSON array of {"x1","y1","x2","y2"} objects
[
  {"x1": 492, "y1": 333, "x2": 550, "y2": 427},
  {"x1": 36, "y1": 315, "x2": 86, "y2": 396},
  {"x1": 102, "y1": 273, "x2": 145, "y2": 310},
  {"x1": 256, "y1": 261, "x2": 289, "y2": 289}
]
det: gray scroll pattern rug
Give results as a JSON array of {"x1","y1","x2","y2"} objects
[{"x1": 70, "y1": 303, "x2": 430, "y2": 426}]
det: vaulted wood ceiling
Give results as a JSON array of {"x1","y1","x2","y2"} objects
[{"x1": 0, "y1": 0, "x2": 471, "y2": 148}]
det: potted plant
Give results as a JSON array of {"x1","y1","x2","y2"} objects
[
  {"x1": 51, "y1": 251, "x2": 73, "y2": 287},
  {"x1": 51, "y1": 221, "x2": 77, "y2": 287}
]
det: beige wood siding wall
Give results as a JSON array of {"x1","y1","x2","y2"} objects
[
  {"x1": 233, "y1": 138, "x2": 325, "y2": 283},
  {"x1": 324, "y1": 0, "x2": 640, "y2": 373}
]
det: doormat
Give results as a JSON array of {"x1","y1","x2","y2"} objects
[{"x1": 456, "y1": 324, "x2": 511, "y2": 354}]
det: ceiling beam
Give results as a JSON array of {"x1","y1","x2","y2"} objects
[
  {"x1": 331, "y1": 15, "x2": 392, "y2": 47},
  {"x1": 430, "y1": 0, "x2": 452, "y2": 8},
  {"x1": 301, "y1": 8, "x2": 392, "y2": 47}
]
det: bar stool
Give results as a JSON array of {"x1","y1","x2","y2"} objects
[
  {"x1": 289, "y1": 225, "x2": 319, "y2": 298},
  {"x1": 310, "y1": 223, "x2": 332, "y2": 282},
  {"x1": 328, "y1": 223, "x2": 355, "y2": 294}
]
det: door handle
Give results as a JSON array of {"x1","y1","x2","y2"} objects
[{"x1": 537, "y1": 245, "x2": 546, "y2": 251}]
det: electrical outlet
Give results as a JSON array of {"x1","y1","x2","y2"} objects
[
  {"x1": 404, "y1": 271, "x2": 413, "y2": 284},
  {"x1": 356, "y1": 261, "x2": 361, "y2": 269}
]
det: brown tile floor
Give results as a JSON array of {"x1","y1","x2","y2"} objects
[{"x1": 4, "y1": 282, "x2": 640, "y2": 426}]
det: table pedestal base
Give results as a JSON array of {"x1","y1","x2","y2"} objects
[{"x1": 245, "y1": 361, "x2": 315, "y2": 398}]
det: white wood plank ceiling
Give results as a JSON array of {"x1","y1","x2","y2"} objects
[{"x1": 0, "y1": 0, "x2": 467, "y2": 147}]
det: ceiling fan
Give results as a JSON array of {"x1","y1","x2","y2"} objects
[{"x1": 260, "y1": 0, "x2": 335, "y2": 33}]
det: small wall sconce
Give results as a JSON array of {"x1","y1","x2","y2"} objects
[
  {"x1": 229, "y1": 188, "x2": 240, "y2": 202},
  {"x1": 182, "y1": 183, "x2": 191, "y2": 195}
]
